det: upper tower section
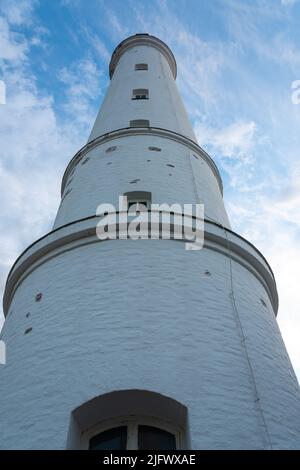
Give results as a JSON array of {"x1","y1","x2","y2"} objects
[{"x1": 88, "y1": 34, "x2": 197, "y2": 143}]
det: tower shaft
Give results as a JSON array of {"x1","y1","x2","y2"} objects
[{"x1": 1, "y1": 34, "x2": 300, "y2": 450}]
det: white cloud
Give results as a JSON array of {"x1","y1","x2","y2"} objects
[
  {"x1": 0, "y1": 16, "x2": 28, "y2": 60},
  {"x1": 281, "y1": 0, "x2": 298, "y2": 5},
  {"x1": 0, "y1": 2, "x2": 103, "y2": 331},
  {"x1": 195, "y1": 120, "x2": 256, "y2": 160},
  {"x1": 107, "y1": 11, "x2": 129, "y2": 39},
  {"x1": 81, "y1": 24, "x2": 111, "y2": 62},
  {"x1": 58, "y1": 57, "x2": 103, "y2": 128},
  {"x1": 0, "y1": 0, "x2": 36, "y2": 25}
]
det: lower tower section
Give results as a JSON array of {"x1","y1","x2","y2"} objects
[{"x1": 1, "y1": 216, "x2": 300, "y2": 449}]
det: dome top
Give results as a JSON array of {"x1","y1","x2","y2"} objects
[{"x1": 109, "y1": 33, "x2": 177, "y2": 79}]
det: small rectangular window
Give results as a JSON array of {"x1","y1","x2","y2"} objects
[
  {"x1": 124, "y1": 191, "x2": 152, "y2": 211},
  {"x1": 128, "y1": 201, "x2": 149, "y2": 211},
  {"x1": 130, "y1": 119, "x2": 150, "y2": 127},
  {"x1": 135, "y1": 63, "x2": 148, "y2": 71},
  {"x1": 132, "y1": 89, "x2": 149, "y2": 100}
]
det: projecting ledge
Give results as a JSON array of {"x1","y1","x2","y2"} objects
[
  {"x1": 3, "y1": 215, "x2": 278, "y2": 317},
  {"x1": 109, "y1": 34, "x2": 177, "y2": 79}
]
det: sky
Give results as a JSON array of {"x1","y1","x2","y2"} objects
[{"x1": 0, "y1": 0, "x2": 300, "y2": 377}]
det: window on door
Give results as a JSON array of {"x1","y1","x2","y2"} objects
[
  {"x1": 87, "y1": 418, "x2": 178, "y2": 450},
  {"x1": 89, "y1": 426, "x2": 127, "y2": 450}
]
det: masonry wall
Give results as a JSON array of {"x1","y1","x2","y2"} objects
[
  {"x1": 2, "y1": 34, "x2": 300, "y2": 450},
  {"x1": 1, "y1": 239, "x2": 300, "y2": 449},
  {"x1": 88, "y1": 45, "x2": 196, "y2": 142},
  {"x1": 54, "y1": 135, "x2": 230, "y2": 229}
]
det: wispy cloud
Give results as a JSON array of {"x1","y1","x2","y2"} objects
[
  {"x1": 0, "y1": 0, "x2": 36, "y2": 25},
  {"x1": 58, "y1": 57, "x2": 103, "y2": 128},
  {"x1": 281, "y1": 0, "x2": 299, "y2": 5},
  {"x1": 0, "y1": 16, "x2": 28, "y2": 60},
  {"x1": 80, "y1": 24, "x2": 111, "y2": 62},
  {"x1": 0, "y1": 1, "x2": 103, "y2": 330},
  {"x1": 195, "y1": 121, "x2": 256, "y2": 160}
]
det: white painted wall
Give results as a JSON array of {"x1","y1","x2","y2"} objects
[
  {"x1": 1, "y1": 239, "x2": 300, "y2": 449},
  {"x1": 89, "y1": 44, "x2": 196, "y2": 142},
  {"x1": 53, "y1": 134, "x2": 230, "y2": 229}
]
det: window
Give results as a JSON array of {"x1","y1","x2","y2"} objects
[
  {"x1": 89, "y1": 426, "x2": 127, "y2": 450},
  {"x1": 132, "y1": 89, "x2": 149, "y2": 100},
  {"x1": 148, "y1": 146, "x2": 161, "y2": 152},
  {"x1": 130, "y1": 119, "x2": 150, "y2": 127},
  {"x1": 135, "y1": 63, "x2": 148, "y2": 71},
  {"x1": 86, "y1": 418, "x2": 178, "y2": 450},
  {"x1": 138, "y1": 426, "x2": 176, "y2": 450},
  {"x1": 128, "y1": 201, "x2": 149, "y2": 213},
  {"x1": 124, "y1": 191, "x2": 152, "y2": 211}
]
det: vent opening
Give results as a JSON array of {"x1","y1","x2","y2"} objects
[
  {"x1": 130, "y1": 119, "x2": 150, "y2": 128},
  {"x1": 135, "y1": 63, "x2": 148, "y2": 71}
]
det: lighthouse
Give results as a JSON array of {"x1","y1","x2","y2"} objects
[{"x1": 1, "y1": 33, "x2": 300, "y2": 450}]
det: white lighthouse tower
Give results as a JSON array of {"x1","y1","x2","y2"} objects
[{"x1": 1, "y1": 33, "x2": 300, "y2": 450}]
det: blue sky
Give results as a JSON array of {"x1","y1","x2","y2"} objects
[{"x1": 1, "y1": 0, "x2": 300, "y2": 376}]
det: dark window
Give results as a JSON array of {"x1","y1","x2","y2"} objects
[
  {"x1": 130, "y1": 119, "x2": 150, "y2": 127},
  {"x1": 148, "y1": 146, "x2": 161, "y2": 152},
  {"x1": 89, "y1": 426, "x2": 127, "y2": 450},
  {"x1": 132, "y1": 89, "x2": 149, "y2": 100},
  {"x1": 135, "y1": 63, "x2": 148, "y2": 71},
  {"x1": 138, "y1": 426, "x2": 176, "y2": 450},
  {"x1": 124, "y1": 191, "x2": 152, "y2": 209},
  {"x1": 128, "y1": 201, "x2": 148, "y2": 210}
]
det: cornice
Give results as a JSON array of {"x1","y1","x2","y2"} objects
[
  {"x1": 3, "y1": 215, "x2": 278, "y2": 317},
  {"x1": 109, "y1": 33, "x2": 177, "y2": 79}
]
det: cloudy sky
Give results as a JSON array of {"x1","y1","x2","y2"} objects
[{"x1": 1, "y1": 0, "x2": 300, "y2": 376}]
